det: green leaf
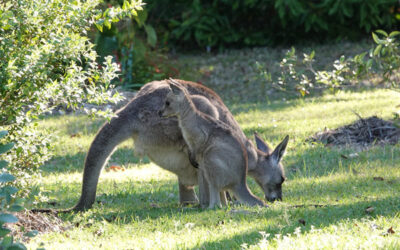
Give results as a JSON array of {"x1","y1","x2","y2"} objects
[
  {"x1": 9, "y1": 205, "x2": 23, "y2": 212},
  {"x1": 7, "y1": 243, "x2": 27, "y2": 250},
  {"x1": 1, "y1": 235, "x2": 13, "y2": 247},
  {"x1": 0, "y1": 160, "x2": 8, "y2": 169},
  {"x1": 24, "y1": 230, "x2": 38, "y2": 237},
  {"x1": 95, "y1": 23, "x2": 103, "y2": 32},
  {"x1": 0, "y1": 143, "x2": 14, "y2": 154},
  {"x1": 144, "y1": 25, "x2": 157, "y2": 47},
  {"x1": 389, "y1": 31, "x2": 400, "y2": 38},
  {"x1": 0, "y1": 214, "x2": 18, "y2": 224},
  {"x1": 0, "y1": 227, "x2": 11, "y2": 237},
  {"x1": 373, "y1": 44, "x2": 382, "y2": 56},
  {"x1": 3, "y1": 186, "x2": 18, "y2": 194},
  {"x1": 0, "y1": 131, "x2": 7, "y2": 139},
  {"x1": 104, "y1": 19, "x2": 111, "y2": 30},
  {"x1": 310, "y1": 50, "x2": 315, "y2": 59},
  {"x1": 0, "y1": 173, "x2": 16, "y2": 183},
  {"x1": 122, "y1": 0, "x2": 129, "y2": 11},
  {"x1": 134, "y1": 9, "x2": 147, "y2": 27},
  {"x1": 366, "y1": 59, "x2": 373, "y2": 69},
  {"x1": 372, "y1": 32, "x2": 381, "y2": 44},
  {"x1": 375, "y1": 29, "x2": 388, "y2": 37}
]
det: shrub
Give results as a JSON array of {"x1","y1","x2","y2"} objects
[
  {"x1": 255, "y1": 30, "x2": 400, "y2": 97},
  {"x1": 0, "y1": 0, "x2": 143, "y2": 191},
  {"x1": 0, "y1": 131, "x2": 28, "y2": 250},
  {"x1": 95, "y1": 1, "x2": 179, "y2": 89},
  {"x1": 145, "y1": 0, "x2": 399, "y2": 50}
]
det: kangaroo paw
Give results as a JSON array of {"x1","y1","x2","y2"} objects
[{"x1": 179, "y1": 183, "x2": 199, "y2": 205}]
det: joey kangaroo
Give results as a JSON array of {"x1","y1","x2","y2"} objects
[
  {"x1": 185, "y1": 94, "x2": 219, "y2": 168},
  {"x1": 160, "y1": 82, "x2": 265, "y2": 208},
  {"x1": 66, "y1": 79, "x2": 287, "y2": 211}
]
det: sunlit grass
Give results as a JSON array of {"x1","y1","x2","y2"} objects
[{"x1": 28, "y1": 89, "x2": 400, "y2": 249}]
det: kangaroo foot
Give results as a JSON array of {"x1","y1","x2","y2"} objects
[{"x1": 179, "y1": 183, "x2": 199, "y2": 205}]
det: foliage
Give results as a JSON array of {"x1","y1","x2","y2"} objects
[
  {"x1": 145, "y1": 0, "x2": 399, "y2": 50},
  {"x1": 0, "y1": 131, "x2": 29, "y2": 250},
  {"x1": 168, "y1": 0, "x2": 239, "y2": 49},
  {"x1": 256, "y1": 30, "x2": 400, "y2": 97},
  {"x1": 95, "y1": 1, "x2": 179, "y2": 89},
  {"x1": 369, "y1": 30, "x2": 400, "y2": 86},
  {"x1": 0, "y1": 0, "x2": 143, "y2": 191}
]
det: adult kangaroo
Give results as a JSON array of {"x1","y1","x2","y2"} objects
[{"x1": 72, "y1": 79, "x2": 288, "y2": 211}]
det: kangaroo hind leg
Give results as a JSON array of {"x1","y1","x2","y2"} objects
[
  {"x1": 208, "y1": 183, "x2": 221, "y2": 209},
  {"x1": 220, "y1": 191, "x2": 227, "y2": 206}
]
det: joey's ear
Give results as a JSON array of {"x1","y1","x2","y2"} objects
[
  {"x1": 271, "y1": 135, "x2": 289, "y2": 163},
  {"x1": 254, "y1": 132, "x2": 272, "y2": 153},
  {"x1": 169, "y1": 83, "x2": 183, "y2": 95}
]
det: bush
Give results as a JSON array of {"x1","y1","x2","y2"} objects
[
  {"x1": 0, "y1": 131, "x2": 28, "y2": 250},
  {"x1": 145, "y1": 0, "x2": 399, "y2": 50},
  {"x1": 94, "y1": 1, "x2": 179, "y2": 89},
  {"x1": 0, "y1": 0, "x2": 143, "y2": 192},
  {"x1": 255, "y1": 30, "x2": 400, "y2": 97}
]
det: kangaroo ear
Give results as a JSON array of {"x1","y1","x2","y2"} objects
[
  {"x1": 170, "y1": 83, "x2": 183, "y2": 95},
  {"x1": 271, "y1": 135, "x2": 289, "y2": 163},
  {"x1": 254, "y1": 132, "x2": 272, "y2": 153}
]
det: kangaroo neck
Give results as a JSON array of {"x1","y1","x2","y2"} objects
[
  {"x1": 177, "y1": 98, "x2": 208, "y2": 152},
  {"x1": 243, "y1": 138, "x2": 258, "y2": 171}
]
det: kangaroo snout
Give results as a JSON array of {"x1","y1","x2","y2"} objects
[
  {"x1": 158, "y1": 110, "x2": 163, "y2": 117},
  {"x1": 265, "y1": 194, "x2": 282, "y2": 202}
]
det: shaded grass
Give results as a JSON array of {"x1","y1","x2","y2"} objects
[
  {"x1": 174, "y1": 40, "x2": 374, "y2": 102},
  {"x1": 28, "y1": 89, "x2": 400, "y2": 249}
]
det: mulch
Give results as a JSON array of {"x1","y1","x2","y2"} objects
[
  {"x1": 5, "y1": 210, "x2": 68, "y2": 242},
  {"x1": 308, "y1": 116, "x2": 400, "y2": 147}
]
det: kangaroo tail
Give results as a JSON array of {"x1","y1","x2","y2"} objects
[{"x1": 70, "y1": 112, "x2": 135, "y2": 212}]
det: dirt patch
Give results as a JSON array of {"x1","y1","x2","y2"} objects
[
  {"x1": 308, "y1": 116, "x2": 400, "y2": 147},
  {"x1": 5, "y1": 210, "x2": 68, "y2": 242}
]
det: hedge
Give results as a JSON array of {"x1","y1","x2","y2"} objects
[{"x1": 146, "y1": 0, "x2": 399, "y2": 49}]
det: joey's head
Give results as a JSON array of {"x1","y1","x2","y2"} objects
[
  {"x1": 158, "y1": 82, "x2": 187, "y2": 118},
  {"x1": 253, "y1": 134, "x2": 289, "y2": 202}
]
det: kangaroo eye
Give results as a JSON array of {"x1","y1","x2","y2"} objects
[{"x1": 166, "y1": 101, "x2": 170, "y2": 106}]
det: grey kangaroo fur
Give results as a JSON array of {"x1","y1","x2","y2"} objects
[
  {"x1": 69, "y1": 79, "x2": 287, "y2": 211},
  {"x1": 160, "y1": 82, "x2": 265, "y2": 208}
]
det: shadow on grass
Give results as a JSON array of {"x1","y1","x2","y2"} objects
[
  {"x1": 45, "y1": 172, "x2": 400, "y2": 225},
  {"x1": 189, "y1": 195, "x2": 400, "y2": 249},
  {"x1": 41, "y1": 147, "x2": 149, "y2": 174},
  {"x1": 55, "y1": 191, "x2": 399, "y2": 249},
  {"x1": 33, "y1": 156, "x2": 400, "y2": 247}
]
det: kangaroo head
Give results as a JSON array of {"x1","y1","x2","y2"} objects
[
  {"x1": 253, "y1": 134, "x2": 289, "y2": 202},
  {"x1": 159, "y1": 82, "x2": 187, "y2": 118}
]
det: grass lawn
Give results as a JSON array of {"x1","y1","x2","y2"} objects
[{"x1": 26, "y1": 86, "x2": 400, "y2": 249}]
